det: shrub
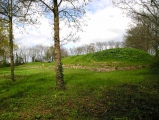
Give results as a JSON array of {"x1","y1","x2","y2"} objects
[
  {"x1": 149, "y1": 58, "x2": 159, "y2": 74},
  {"x1": 0, "y1": 60, "x2": 10, "y2": 67}
]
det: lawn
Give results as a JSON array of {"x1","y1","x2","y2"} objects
[
  {"x1": 0, "y1": 62, "x2": 159, "y2": 120},
  {"x1": 0, "y1": 48, "x2": 158, "y2": 120}
]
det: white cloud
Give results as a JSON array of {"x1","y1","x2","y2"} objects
[
  {"x1": 86, "y1": 0, "x2": 113, "y2": 11},
  {"x1": 14, "y1": 0, "x2": 131, "y2": 49},
  {"x1": 65, "y1": 5, "x2": 131, "y2": 48},
  {"x1": 14, "y1": 15, "x2": 53, "y2": 46}
]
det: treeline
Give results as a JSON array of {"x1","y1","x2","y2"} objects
[
  {"x1": 13, "y1": 45, "x2": 68, "y2": 64},
  {"x1": 0, "y1": 40, "x2": 124, "y2": 66},
  {"x1": 0, "y1": 36, "x2": 157, "y2": 67},
  {"x1": 116, "y1": 0, "x2": 159, "y2": 57},
  {"x1": 124, "y1": 15, "x2": 159, "y2": 56},
  {"x1": 69, "y1": 40, "x2": 123, "y2": 55}
]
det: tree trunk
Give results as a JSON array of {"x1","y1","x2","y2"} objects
[
  {"x1": 53, "y1": 0, "x2": 65, "y2": 90},
  {"x1": 9, "y1": 0, "x2": 15, "y2": 81},
  {"x1": 155, "y1": 45, "x2": 159, "y2": 57}
]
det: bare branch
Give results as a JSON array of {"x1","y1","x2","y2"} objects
[
  {"x1": 39, "y1": 0, "x2": 53, "y2": 12},
  {"x1": 58, "y1": 0, "x2": 63, "y2": 7}
]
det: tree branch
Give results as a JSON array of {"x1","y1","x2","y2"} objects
[
  {"x1": 58, "y1": 0, "x2": 63, "y2": 7},
  {"x1": 39, "y1": 0, "x2": 53, "y2": 12}
]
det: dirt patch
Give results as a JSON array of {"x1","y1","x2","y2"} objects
[{"x1": 63, "y1": 64, "x2": 147, "y2": 72}]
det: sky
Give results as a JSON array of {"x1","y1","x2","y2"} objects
[{"x1": 14, "y1": 0, "x2": 132, "y2": 49}]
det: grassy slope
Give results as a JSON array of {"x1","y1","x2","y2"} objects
[
  {"x1": 0, "y1": 48, "x2": 158, "y2": 120},
  {"x1": 63, "y1": 48, "x2": 153, "y2": 66}
]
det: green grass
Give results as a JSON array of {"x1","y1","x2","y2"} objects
[
  {"x1": 0, "y1": 49, "x2": 158, "y2": 119},
  {"x1": 63, "y1": 48, "x2": 153, "y2": 66},
  {"x1": 0, "y1": 61, "x2": 159, "y2": 120},
  {"x1": 93, "y1": 48, "x2": 153, "y2": 62}
]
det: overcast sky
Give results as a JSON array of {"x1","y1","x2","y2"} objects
[{"x1": 14, "y1": 0, "x2": 132, "y2": 49}]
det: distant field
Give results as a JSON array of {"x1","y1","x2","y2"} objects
[{"x1": 0, "y1": 48, "x2": 158, "y2": 120}]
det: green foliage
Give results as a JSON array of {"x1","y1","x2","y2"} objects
[
  {"x1": 0, "y1": 27, "x2": 9, "y2": 62},
  {"x1": 149, "y1": 58, "x2": 159, "y2": 74},
  {"x1": 0, "y1": 60, "x2": 10, "y2": 67}
]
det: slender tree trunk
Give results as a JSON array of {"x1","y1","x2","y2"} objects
[
  {"x1": 3, "y1": 52, "x2": 6, "y2": 65},
  {"x1": 155, "y1": 45, "x2": 159, "y2": 57},
  {"x1": 154, "y1": 29, "x2": 159, "y2": 57},
  {"x1": 53, "y1": 0, "x2": 65, "y2": 90},
  {"x1": 9, "y1": 0, "x2": 15, "y2": 81}
]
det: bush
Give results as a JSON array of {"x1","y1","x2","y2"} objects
[
  {"x1": 149, "y1": 58, "x2": 159, "y2": 74},
  {"x1": 0, "y1": 60, "x2": 10, "y2": 67}
]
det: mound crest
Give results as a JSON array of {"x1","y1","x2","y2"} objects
[{"x1": 93, "y1": 48, "x2": 152, "y2": 62}]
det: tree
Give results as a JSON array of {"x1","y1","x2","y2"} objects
[
  {"x1": 15, "y1": 45, "x2": 29, "y2": 63},
  {"x1": 124, "y1": 12, "x2": 159, "y2": 55},
  {"x1": 108, "y1": 40, "x2": 116, "y2": 49},
  {"x1": 0, "y1": 0, "x2": 34, "y2": 81},
  {"x1": 95, "y1": 42, "x2": 105, "y2": 51},
  {"x1": 30, "y1": 0, "x2": 91, "y2": 90},
  {"x1": 45, "y1": 46, "x2": 54, "y2": 62},
  {"x1": 113, "y1": 0, "x2": 159, "y2": 56},
  {"x1": 113, "y1": 0, "x2": 159, "y2": 26},
  {"x1": 29, "y1": 46, "x2": 37, "y2": 62},
  {"x1": 34, "y1": 44, "x2": 47, "y2": 62},
  {"x1": 124, "y1": 24, "x2": 152, "y2": 52},
  {"x1": 61, "y1": 47, "x2": 68, "y2": 58},
  {"x1": 0, "y1": 27, "x2": 9, "y2": 66}
]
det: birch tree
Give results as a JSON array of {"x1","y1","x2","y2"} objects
[{"x1": 0, "y1": 27, "x2": 9, "y2": 65}]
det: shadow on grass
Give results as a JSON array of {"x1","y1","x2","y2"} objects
[
  {"x1": 0, "y1": 68, "x2": 159, "y2": 119},
  {"x1": 75, "y1": 82, "x2": 159, "y2": 120}
]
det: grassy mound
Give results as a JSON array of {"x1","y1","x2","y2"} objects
[
  {"x1": 93, "y1": 48, "x2": 152, "y2": 62},
  {"x1": 63, "y1": 48, "x2": 153, "y2": 65}
]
